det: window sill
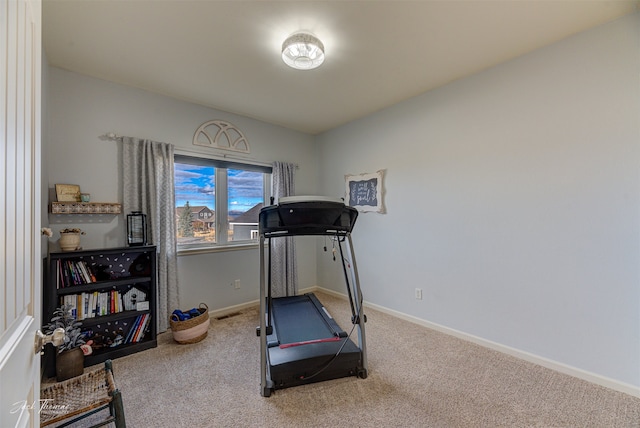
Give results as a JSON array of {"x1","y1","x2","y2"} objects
[{"x1": 177, "y1": 241, "x2": 261, "y2": 256}]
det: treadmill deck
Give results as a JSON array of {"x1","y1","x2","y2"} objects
[{"x1": 266, "y1": 293, "x2": 363, "y2": 389}]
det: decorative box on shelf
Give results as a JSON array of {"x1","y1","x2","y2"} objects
[{"x1": 51, "y1": 202, "x2": 122, "y2": 214}]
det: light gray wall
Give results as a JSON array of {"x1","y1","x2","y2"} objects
[
  {"x1": 44, "y1": 12, "x2": 639, "y2": 391},
  {"x1": 44, "y1": 67, "x2": 318, "y2": 312},
  {"x1": 316, "y1": 13, "x2": 640, "y2": 388}
]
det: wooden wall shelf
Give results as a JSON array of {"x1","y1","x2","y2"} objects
[{"x1": 51, "y1": 202, "x2": 122, "y2": 214}]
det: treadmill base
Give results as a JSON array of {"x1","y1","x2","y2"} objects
[
  {"x1": 265, "y1": 293, "x2": 366, "y2": 391},
  {"x1": 268, "y1": 337, "x2": 364, "y2": 390}
]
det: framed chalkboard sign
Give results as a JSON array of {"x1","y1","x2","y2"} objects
[{"x1": 345, "y1": 170, "x2": 385, "y2": 213}]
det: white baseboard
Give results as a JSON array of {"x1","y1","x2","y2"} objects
[
  {"x1": 313, "y1": 286, "x2": 640, "y2": 398},
  {"x1": 208, "y1": 286, "x2": 320, "y2": 319},
  {"x1": 209, "y1": 299, "x2": 259, "y2": 319},
  {"x1": 210, "y1": 285, "x2": 639, "y2": 398},
  {"x1": 208, "y1": 286, "x2": 319, "y2": 319}
]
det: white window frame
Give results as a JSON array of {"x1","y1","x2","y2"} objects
[{"x1": 174, "y1": 152, "x2": 271, "y2": 253}]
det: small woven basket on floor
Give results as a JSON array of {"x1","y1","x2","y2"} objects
[{"x1": 170, "y1": 303, "x2": 210, "y2": 344}]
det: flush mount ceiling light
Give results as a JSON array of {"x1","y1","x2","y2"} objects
[{"x1": 281, "y1": 32, "x2": 325, "y2": 70}]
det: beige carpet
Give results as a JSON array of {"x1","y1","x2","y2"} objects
[{"x1": 75, "y1": 291, "x2": 639, "y2": 427}]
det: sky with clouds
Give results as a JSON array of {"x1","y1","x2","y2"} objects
[{"x1": 174, "y1": 163, "x2": 263, "y2": 213}]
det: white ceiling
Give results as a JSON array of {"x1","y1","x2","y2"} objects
[{"x1": 43, "y1": 1, "x2": 639, "y2": 135}]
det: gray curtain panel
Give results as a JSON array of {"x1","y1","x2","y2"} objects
[
  {"x1": 122, "y1": 137, "x2": 180, "y2": 332},
  {"x1": 271, "y1": 161, "x2": 298, "y2": 297}
]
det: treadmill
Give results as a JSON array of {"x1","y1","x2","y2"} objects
[{"x1": 257, "y1": 196, "x2": 368, "y2": 397}]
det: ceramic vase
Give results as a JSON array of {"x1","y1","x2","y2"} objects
[{"x1": 59, "y1": 232, "x2": 81, "y2": 251}]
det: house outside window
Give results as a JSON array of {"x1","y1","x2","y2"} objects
[{"x1": 174, "y1": 154, "x2": 271, "y2": 250}]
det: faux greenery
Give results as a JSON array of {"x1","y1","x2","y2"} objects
[
  {"x1": 43, "y1": 304, "x2": 85, "y2": 353},
  {"x1": 60, "y1": 228, "x2": 85, "y2": 235}
]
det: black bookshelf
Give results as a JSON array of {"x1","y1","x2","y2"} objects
[{"x1": 43, "y1": 246, "x2": 158, "y2": 377}]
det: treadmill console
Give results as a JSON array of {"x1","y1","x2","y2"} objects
[{"x1": 259, "y1": 197, "x2": 358, "y2": 236}]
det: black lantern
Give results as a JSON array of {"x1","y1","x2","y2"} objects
[{"x1": 127, "y1": 211, "x2": 147, "y2": 246}]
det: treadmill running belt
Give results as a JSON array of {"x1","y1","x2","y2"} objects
[{"x1": 271, "y1": 294, "x2": 344, "y2": 347}]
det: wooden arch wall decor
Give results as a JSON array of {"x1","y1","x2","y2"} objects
[{"x1": 193, "y1": 120, "x2": 250, "y2": 153}]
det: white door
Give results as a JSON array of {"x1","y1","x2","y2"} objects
[{"x1": 0, "y1": 0, "x2": 43, "y2": 427}]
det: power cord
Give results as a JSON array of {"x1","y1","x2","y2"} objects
[{"x1": 300, "y1": 284, "x2": 364, "y2": 381}]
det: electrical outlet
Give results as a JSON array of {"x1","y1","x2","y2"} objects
[
  {"x1": 234, "y1": 279, "x2": 241, "y2": 289},
  {"x1": 415, "y1": 288, "x2": 422, "y2": 300}
]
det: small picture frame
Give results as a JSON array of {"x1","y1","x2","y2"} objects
[
  {"x1": 55, "y1": 184, "x2": 81, "y2": 202},
  {"x1": 345, "y1": 170, "x2": 385, "y2": 213}
]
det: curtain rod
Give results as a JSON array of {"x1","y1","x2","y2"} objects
[
  {"x1": 100, "y1": 132, "x2": 298, "y2": 169},
  {"x1": 99, "y1": 132, "x2": 123, "y2": 142},
  {"x1": 99, "y1": 132, "x2": 161, "y2": 142}
]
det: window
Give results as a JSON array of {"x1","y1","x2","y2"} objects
[{"x1": 174, "y1": 154, "x2": 271, "y2": 250}]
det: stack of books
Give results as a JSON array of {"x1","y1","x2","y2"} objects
[{"x1": 61, "y1": 287, "x2": 148, "y2": 320}]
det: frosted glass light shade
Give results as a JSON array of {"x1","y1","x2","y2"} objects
[{"x1": 281, "y1": 33, "x2": 325, "y2": 70}]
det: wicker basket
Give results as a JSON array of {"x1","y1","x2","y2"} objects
[{"x1": 170, "y1": 303, "x2": 210, "y2": 344}]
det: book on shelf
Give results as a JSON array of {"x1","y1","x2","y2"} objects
[
  {"x1": 133, "y1": 313, "x2": 151, "y2": 343},
  {"x1": 56, "y1": 259, "x2": 97, "y2": 288},
  {"x1": 124, "y1": 313, "x2": 151, "y2": 344},
  {"x1": 61, "y1": 289, "x2": 148, "y2": 321},
  {"x1": 123, "y1": 316, "x2": 138, "y2": 344}
]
